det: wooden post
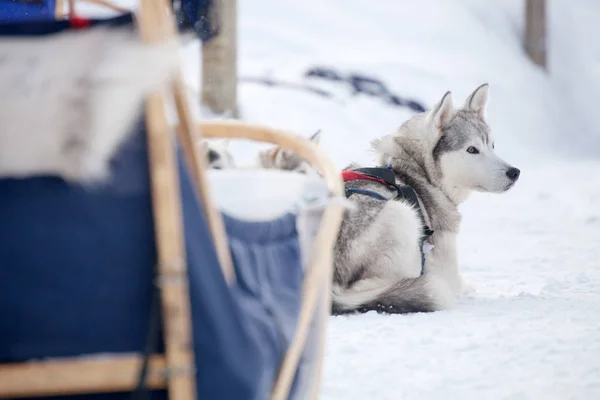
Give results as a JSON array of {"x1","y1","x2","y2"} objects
[
  {"x1": 202, "y1": 0, "x2": 238, "y2": 117},
  {"x1": 524, "y1": 0, "x2": 547, "y2": 69},
  {"x1": 54, "y1": 0, "x2": 64, "y2": 18}
]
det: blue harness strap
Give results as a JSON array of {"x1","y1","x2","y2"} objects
[{"x1": 345, "y1": 187, "x2": 387, "y2": 201}]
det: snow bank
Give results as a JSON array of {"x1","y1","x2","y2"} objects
[{"x1": 228, "y1": 0, "x2": 560, "y2": 169}]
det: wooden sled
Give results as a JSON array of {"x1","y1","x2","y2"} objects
[{"x1": 0, "y1": 1, "x2": 344, "y2": 399}]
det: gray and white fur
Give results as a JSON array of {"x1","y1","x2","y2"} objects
[
  {"x1": 332, "y1": 84, "x2": 521, "y2": 314},
  {"x1": 256, "y1": 130, "x2": 321, "y2": 174},
  {"x1": 200, "y1": 139, "x2": 235, "y2": 169}
]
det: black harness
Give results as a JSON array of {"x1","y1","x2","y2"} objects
[{"x1": 342, "y1": 166, "x2": 434, "y2": 273}]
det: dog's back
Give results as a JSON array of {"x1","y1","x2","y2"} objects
[{"x1": 331, "y1": 174, "x2": 450, "y2": 314}]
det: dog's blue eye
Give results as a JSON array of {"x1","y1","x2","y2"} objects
[{"x1": 467, "y1": 146, "x2": 479, "y2": 154}]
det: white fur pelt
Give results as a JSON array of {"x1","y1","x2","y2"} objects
[{"x1": 0, "y1": 26, "x2": 179, "y2": 182}]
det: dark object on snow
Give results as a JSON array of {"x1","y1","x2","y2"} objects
[
  {"x1": 240, "y1": 76, "x2": 333, "y2": 98},
  {"x1": 348, "y1": 74, "x2": 390, "y2": 97},
  {"x1": 305, "y1": 66, "x2": 427, "y2": 113},
  {"x1": 388, "y1": 95, "x2": 426, "y2": 112},
  {"x1": 305, "y1": 67, "x2": 344, "y2": 82}
]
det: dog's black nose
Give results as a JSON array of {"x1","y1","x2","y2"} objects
[{"x1": 506, "y1": 167, "x2": 520, "y2": 181}]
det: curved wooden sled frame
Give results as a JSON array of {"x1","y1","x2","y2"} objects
[{"x1": 199, "y1": 122, "x2": 345, "y2": 400}]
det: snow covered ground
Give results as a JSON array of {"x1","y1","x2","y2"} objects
[
  {"x1": 321, "y1": 160, "x2": 600, "y2": 400},
  {"x1": 80, "y1": 0, "x2": 600, "y2": 398}
]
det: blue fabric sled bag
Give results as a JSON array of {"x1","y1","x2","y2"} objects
[{"x1": 0, "y1": 0, "x2": 57, "y2": 22}]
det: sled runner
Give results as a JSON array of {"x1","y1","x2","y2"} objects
[{"x1": 0, "y1": 1, "x2": 344, "y2": 399}]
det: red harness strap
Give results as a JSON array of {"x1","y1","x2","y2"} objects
[
  {"x1": 341, "y1": 170, "x2": 388, "y2": 185},
  {"x1": 70, "y1": 17, "x2": 91, "y2": 29}
]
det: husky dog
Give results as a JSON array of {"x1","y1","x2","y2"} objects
[
  {"x1": 199, "y1": 139, "x2": 235, "y2": 169},
  {"x1": 332, "y1": 84, "x2": 521, "y2": 314},
  {"x1": 256, "y1": 130, "x2": 321, "y2": 173}
]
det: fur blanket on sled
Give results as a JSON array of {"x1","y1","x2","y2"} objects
[{"x1": 0, "y1": 23, "x2": 178, "y2": 182}]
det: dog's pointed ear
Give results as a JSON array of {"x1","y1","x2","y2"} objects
[
  {"x1": 464, "y1": 83, "x2": 489, "y2": 116},
  {"x1": 219, "y1": 138, "x2": 231, "y2": 149},
  {"x1": 309, "y1": 129, "x2": 321, "y2": 144},
  {"x1": 430, "y1": 91, "x2": 455, "y2": 130}
]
